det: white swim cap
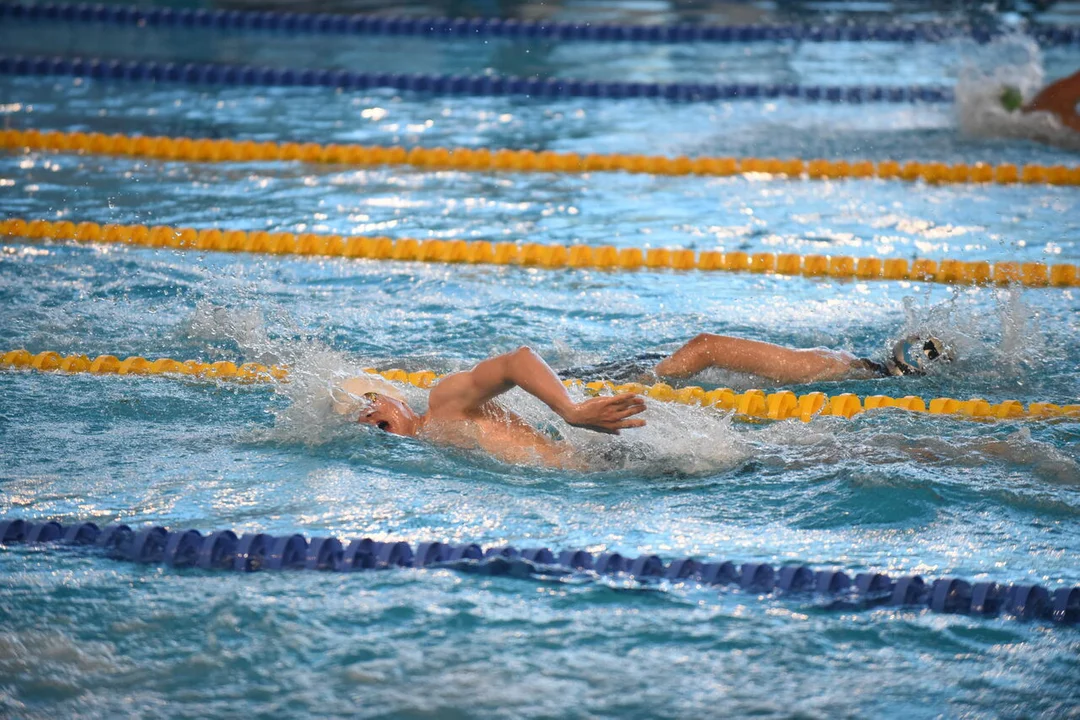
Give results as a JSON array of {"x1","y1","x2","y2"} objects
[{"x1": 331, "y1": 373, "x2": 408, "y2": 416}]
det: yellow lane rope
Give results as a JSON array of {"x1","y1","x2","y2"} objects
[
  {"x1": 4, "y1": 218, "x2": 1077, "y2": 288},
  {"x1": 3, "y1": 129, "x2": 1080, "y2": 187},
  {"x1": 4, "y1": 349, "x2": 1077, "y2": 423}
]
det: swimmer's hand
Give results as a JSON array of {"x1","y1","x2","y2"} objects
[{"x1": 560, "y1": 394, "x2": 647, "y2": 435}]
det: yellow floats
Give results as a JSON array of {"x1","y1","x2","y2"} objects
[
  {"x1": 0, "y1": 348, "x2": 288, "y2": 382},
  {"x1": 3, "y1": 218, "x2": 1077, "y2": 289},
  {"x1": 4, "y1": 348, "x2": 1077, "y2": 424},
  {"x1": 578, "y1": 379, "x2": 1077, "y2": 422},
  {"x1": 3, "y1": 129, "x2": 1080, "y2": 187}
]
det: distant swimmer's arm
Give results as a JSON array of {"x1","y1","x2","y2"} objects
[
  {"x1": 653, "y1": 333, "x2": 856, "y2": 384},
  {"x1": 431, "y1": 346, "x2": 647, "y2": 434},
  {"x1": 1026, "y1": 70, "x2": 1080, "y2": 132}
]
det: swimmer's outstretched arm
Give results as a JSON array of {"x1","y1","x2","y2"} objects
[
  {"x1": 430, "y1": 346, "x2": 647, "y2": 434},
  {"x1": 653, "y1": 333, "x2": 857, "y2": 384},
  {"x1": 1026, "y1": 69, "x2": 1080, "y2": 132}
]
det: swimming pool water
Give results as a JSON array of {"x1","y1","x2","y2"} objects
[{"x1": 1, "y1": 4, "x2": 1079, "y2": 717}]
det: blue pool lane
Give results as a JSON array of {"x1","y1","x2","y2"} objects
[{"x1": 1, "y1": 3, "x2": 1079, "y2": 718}]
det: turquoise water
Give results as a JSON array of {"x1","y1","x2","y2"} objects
[{"x1": 1, "y1": 6, "x2": 1079, "y2": 718}]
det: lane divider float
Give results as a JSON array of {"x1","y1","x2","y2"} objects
[
  {"x1": 3, "y1": 217, "x2": 1077, "y2": 289},
  {"x1": 4, "y1": 348, "x2": 1078, "y2": 423},
  {"x1": 1, "y1": 2, "x2": 1076, "y2": 47},
  {"x1": 1, "y1": 518, "x2": 1076, "y2": 624},
  {"x1": 3, "y1": 129, "x2": 1078, "y2": 188},
  {"x1": 0, "y1": 54, "x2": 955, "y2": 105}
]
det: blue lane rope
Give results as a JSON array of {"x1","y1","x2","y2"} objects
[
  {"x1": 1, "y1": 518, "x2": 1076, "y2": 624},
  {"x1": 0, "y1": 1, "x2": 1077, "y2": 47},
  {"x1": 0, "y1": 54, "x2": 956, "y2": 104}
]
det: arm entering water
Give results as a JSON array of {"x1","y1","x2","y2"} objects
[
  {"x1": 1025, "y1": 69, "x2": 1080, "y2": 133},
  {"x1": 430, "y1": 346, "x2": 647, "y2": 434}
]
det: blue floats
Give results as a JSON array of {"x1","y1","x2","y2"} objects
[
  {"x1": 1, "y1": 3, "x2": 1075, "y2": 47},
  {"x1": 740, "y1": 563, "x2": 775, "y2": 591},
  {"x1": 520, "y1": 547, "x2": 555, "y2": 564},
  {"x1": 699, "y1": 561, "x2": 738, "y2": 585},
  {"x1": 374, "y1": 541, "x2": 413, "y2": 568},
  {"x1": 0, "y1": 518, "x2": 1075, "y2": 624},
  {"x1": 484, "y1": 545, "x2": 519, "y2": 559},
  {"x1": 341, "y1": 538, "x2": 378, "y2": 570},
  {"x1": 0, "y1": 53, "x2": 955, "y2": 106},
  {"x1": 25, "y1": 521, "x2": 64, "y2": 543},
  {"x1": 1005, "y1": 585, "x2": 1051, "y2": 620},
  {"x1": 265, "y1": 534, "x2": 308, "y2": 570},
  {"x1": 63, "y1": 522, "x2": 100, "y2": 545},
  {"x1": 448, "y1": 544, "x2": 483, "y2": 562},
  {"x1": 0, "y1": 519, "x2": 30, "y2": 543},
  {"x1": 164, "y1": 529, "x2": 204, "y2": 567},
  {"x1": 777, "y1": 565, "x2": 815, "y2": 593},
  {"x1": 559, "y1": 549, "x2": 594, "y2": 570},
  {"x1": 1053, "y1": 587, "x2": 1080, "y2": 623},
  {"x1": 890, "y1": 576, "x2": 927, "y2": 606},
  {"x1": 414, "y1": 541, "x2": 486, "y2": 567},
  {"x1": 305, "y1": 537, "x2": 343, "y2": 571},
  {"x1": 664, "y1": 558, "x2": 700, "y2": 580},
  {"x1": 970, "y1": 582, "x2": 1007, "y2": 616},
  {"x1": 855, "y1": 572, "x2": 892, "y2": 596},
  {"x1": 96, "y1": 523, "x2": 133, "y2": 554},
  {"x1": 930, "y1": 578, "x2": 972, "y2": 613},
  {"x1": 593, "y1": 552, "x2": 628, "y2": 574},
  {"x1": 127, "y1": 526, "x2": 169, "y2": 563},
  {"x1": 815, "y1": 570, "x2": 851, "y2": 594},
  {"x1": 233, "y1": 532, "x2": 274, "y2": 572},
  {"x1": 414, "y1": 541, "x2": 449, "y2": 567},
  {"x1": 198, "y1": 530, "x2": 237, "y2": 570},
  {"x1": 628, "y1": 555, "x2": 665, "y2": 578}
]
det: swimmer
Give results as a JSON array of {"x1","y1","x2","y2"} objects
[
  {"x1": 1000, "y1": 69, "x2": 1080, "y2": 133},
  {"x1": 335, "y1": 346, "x2": 646, "y2": 469},
  {"x1": 560, "y1": 333, "x2": 953, "y2": 386}
]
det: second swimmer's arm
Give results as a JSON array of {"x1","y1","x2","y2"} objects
[
  {"x1": 1026, "y1": 70, "x2": 1080, "y2": 132},
  {"x1": 654, "y1": 333, "x2": 854, "y2": 384},
  {"x1": 431, "y1": 346, "x2": 646, "y2": 434}
]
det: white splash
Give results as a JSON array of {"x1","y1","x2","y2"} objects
[
  {"x1": 954, "y1": 34, "x2": 1080, "y2": 150},
  {"x1": 889, "y1": 289, "x2": 1048, "y2": 379}
]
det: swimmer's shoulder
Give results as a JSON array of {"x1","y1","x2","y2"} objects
[{"x1": 426, "y1": 370, "x2": 470, "y2": 413}]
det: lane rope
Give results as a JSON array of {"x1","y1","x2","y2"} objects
[
  {"x1": 4, "y1": 348, "x2": 1078, "y2": 423},
  {"x1": 1, "y1": 2, "x2": 1076, "y2": 47},
  {"x1": 4, "y1": 217, "x2": 1078, "y2": 289},
  {"x1": 3, "y1": 129, "x2": 1078, "y2": 188},
  {"x1": 1, "y1": 518, "x2": 1076, "y2": 624},
  {"x1": 0, "y1": 54, "x2": 956, "y2": 105}
]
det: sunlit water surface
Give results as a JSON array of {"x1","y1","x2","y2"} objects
[{"x1": 1, "y1": 9, "x2": 1078, "y2": 719}]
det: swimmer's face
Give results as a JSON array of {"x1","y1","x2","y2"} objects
[{"x1": 355, "y1": 392, "x2": 420, "y2": 437}]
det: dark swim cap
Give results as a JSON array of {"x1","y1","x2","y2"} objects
[{"x1": 887, "y1": 335, "x2": 952, "y2": 376}]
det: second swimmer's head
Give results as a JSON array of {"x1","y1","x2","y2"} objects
[
  {"x1": 1000, "y1": 86, "x2": 1024, "y2": 112},
  {"x1": 889, "y1": 335, "x2": 953, "y2": 376}
]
